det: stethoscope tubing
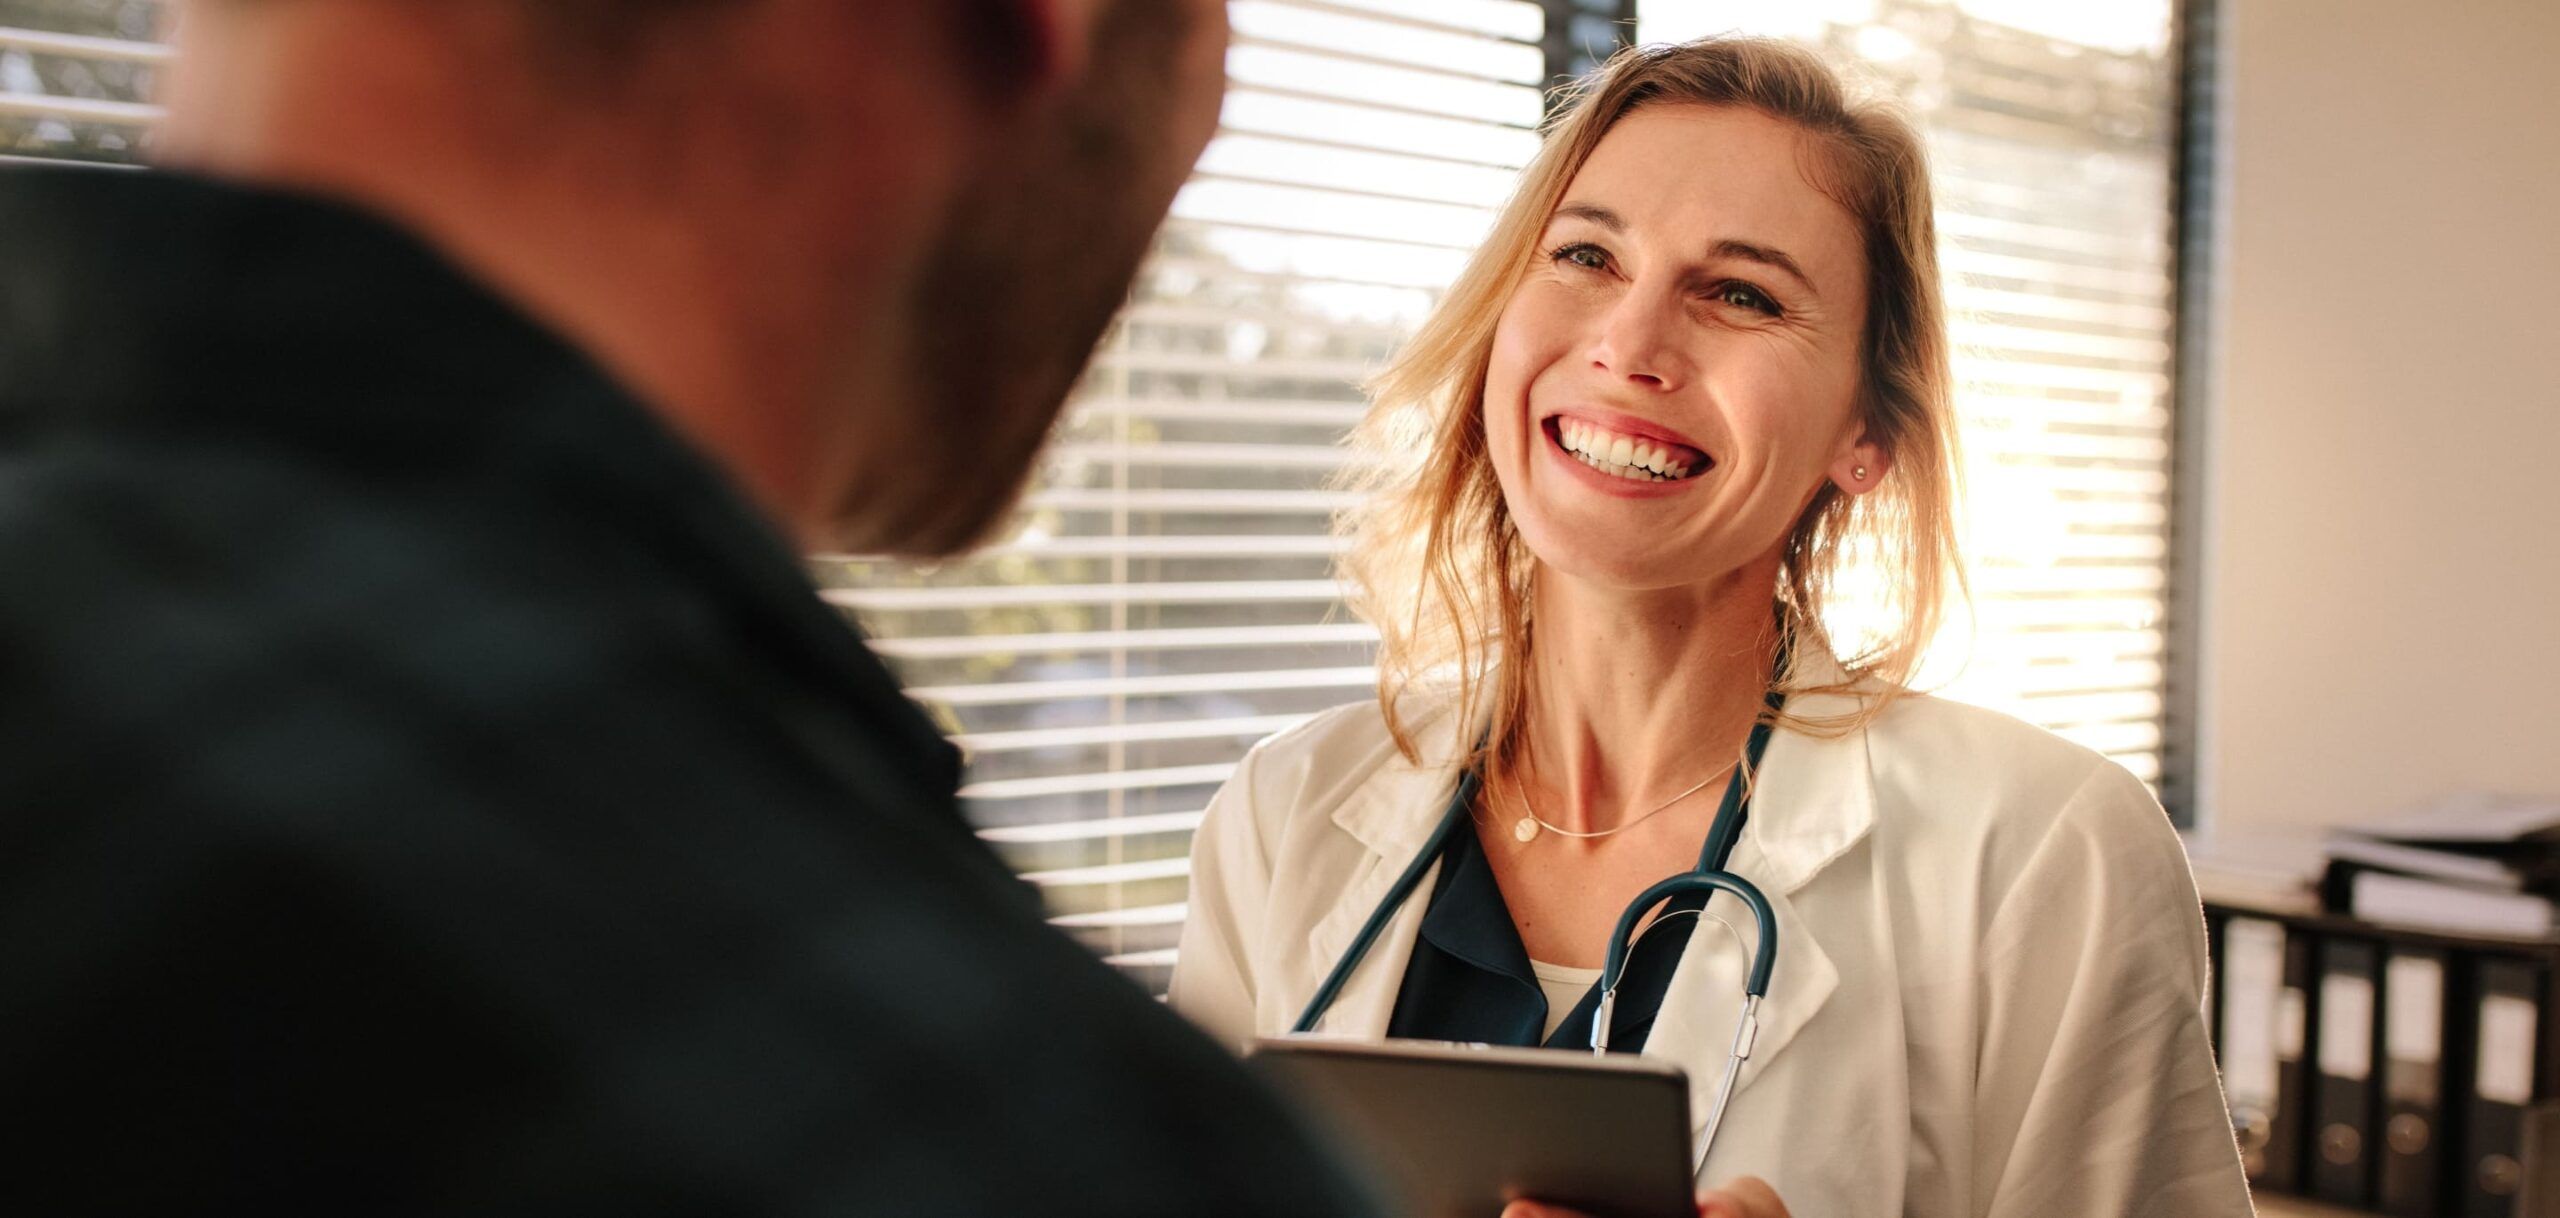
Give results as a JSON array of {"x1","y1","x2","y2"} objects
[
  {"x1": 1599, "y1": 871, "x2": 1778, "y2": 1003},
  {"x1": 1287, "y1": 696, "x2": 1787, "y2": 1175},
  {"x1": 1295, "y1": 703, "x2": 1778, "y2": 1037},
  {"x1": 1591, "y1": 868, "x2": 1777, "y2": 1175},
  {"x1": 1288, "y1": 768, "x2": 1479, "y2": 1036}
]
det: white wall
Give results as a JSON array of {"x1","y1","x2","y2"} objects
[{"x1": 2201, "y1": 0, "x2": 2560, "y2": 834}]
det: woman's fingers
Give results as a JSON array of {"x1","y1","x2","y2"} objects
[{"x1": 1697, "y1": 1175, "x2": 1791, "y2": 1218}]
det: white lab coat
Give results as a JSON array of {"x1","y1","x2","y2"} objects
[{"x1": 1169, "y1": 673, "x2": 2258, "y2": 1218}]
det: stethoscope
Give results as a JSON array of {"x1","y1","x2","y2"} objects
[{"x1": 1290, "y1": 693, "x2": 1784, "y2": 1173}]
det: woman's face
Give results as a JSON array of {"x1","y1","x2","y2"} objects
[{"x1": 1484, "y1": 103, "x2": 1884, "y2": 593}]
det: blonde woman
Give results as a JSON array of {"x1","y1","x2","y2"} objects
[{"x1": 1170, "y1": 37, "x2": 2253, "y2": 1218}]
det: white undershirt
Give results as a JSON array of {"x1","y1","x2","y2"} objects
[{"x1": 1528, "y1": 958, "x2": 1605, "y2": 1041}]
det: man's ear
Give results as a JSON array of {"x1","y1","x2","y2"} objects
[{"x1": 965, "y1": 0, "x2": 1105, "y2": 97}]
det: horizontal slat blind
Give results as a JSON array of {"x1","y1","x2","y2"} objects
[
  {"x1": 0, "y1": 1, "x2": 164, "y2": 164},
  {"x1": 1644, "y1": 0, "x2": 2182, "y2": 789},
  {"x1": 827, "y1": 0, "x2": 1547, "y2": 994}
]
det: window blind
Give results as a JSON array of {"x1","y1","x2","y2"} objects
[
  {"x1": 1642, "y1": 0, "x2": 2185, "y2": 790},
  {"x1": 826, "y1": 0, "x2": 1550, "y2": 994},
  {"x1": 0, "y1": 1, "x2": 163, "y2": 165}
]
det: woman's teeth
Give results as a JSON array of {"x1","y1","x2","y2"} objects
[{"x1": 1556, "y1": 418, "x2": 1694, "y2": 482}]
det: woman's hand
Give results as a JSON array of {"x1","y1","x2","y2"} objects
[
  {"x1": 1694, "y1": 1177, "x2": 1790, "y2": 1218},
  {"x1": 1498, "y1": 1175, "x2": 1792, "y2": 1218}
]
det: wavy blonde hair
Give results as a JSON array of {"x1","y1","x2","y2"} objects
[{"x1": 1339, "y1": 36, "x2": 1962, "y2": 766}]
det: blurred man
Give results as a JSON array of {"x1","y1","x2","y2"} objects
[{"x1": 0, "y1": 2, "x2": 1376, "y2": 1213}]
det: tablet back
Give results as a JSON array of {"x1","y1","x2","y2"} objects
[{"x1": 1250, "y1": 1036, "x2": 1694, "y2": 1218}]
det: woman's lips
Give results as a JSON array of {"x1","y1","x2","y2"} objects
[{"x1": 1539, "y1": 416, "x2": 1709, "y2": 497}]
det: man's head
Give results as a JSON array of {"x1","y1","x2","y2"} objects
[
  {"x1": 864, "y1": 0, "x2": 1227, "y2": 556},
  {"x1": 160, "y1": 0, "x2": 1229, "y2": 556}
]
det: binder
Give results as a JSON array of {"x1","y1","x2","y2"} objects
[
  {"x1": 2463, "y1": 955, "x2": 2549, "y2": 1218},
  {"x1": 2200, "y1": 898, "x2": 2560, "y2": 1214},
  {"x1": 2518, "y1": 1100, "x2": 2560, "y2": 1216},
  {"x1": 2377, "y1": 945, "x2": 2449, "y2": 1217},
  {"x1": 2310, "y1": 936, "x2": 2380, "y2": 1207},
  {"x1": 2217, "y1": 917, "x2": 2289, "y2": 1186},
  {"x1": 2266, "y1": 928, "x2": 2316, "y2": 1192}
]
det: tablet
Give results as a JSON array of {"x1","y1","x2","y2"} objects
[{"x1": 1248, "y1": 1036, "x2": 1695, "y2": 1218}]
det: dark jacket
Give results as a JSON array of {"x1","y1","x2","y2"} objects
[{"x1": 0, "y1": 165, "x2": 1374, "y2": 1217}]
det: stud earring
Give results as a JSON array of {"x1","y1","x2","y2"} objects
[{"x1": 1852, "y1": 465, "x2": 1869, "y2": 482}]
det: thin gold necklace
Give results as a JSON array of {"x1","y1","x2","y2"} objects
[{"x1": 1503, "y1": 751, "x2": 1743, "y2": 844}]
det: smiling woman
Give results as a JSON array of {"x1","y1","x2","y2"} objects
[
  {"x1": 1172, "y1": 35, "x2": 2255, "y2": 1218},
  {"x1": 1342, "y1": 38, "x2": 1960, "y2": 767},
  {"x1": 1490, "y1": 103, "x2": 1888, "y2": 618}
]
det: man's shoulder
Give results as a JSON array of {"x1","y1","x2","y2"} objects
[
  {"x1": 891, "y1": 905, "x2": 1378, "y2": 1211},
  {"x1": 0, "y1": 436, "x2": 1376, "y2": 1215},
  {"x1": 0, "y1": 423, "x2": 721, "y2": 812}
]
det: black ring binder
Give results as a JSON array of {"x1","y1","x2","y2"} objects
[{"x1": 2205, "y1": 900, "x2": 2560, "y2": 1218}]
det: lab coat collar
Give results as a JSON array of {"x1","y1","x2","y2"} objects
[
  {"x1": 1323, "y1": 654, "x2": 1881, "y2": 901},
  {"x1": 1726, "y1": 673, "x2": 1879, "y2": 898},
  {"x1": 1298, "y1": 693, "x2": 1482, "y2": 1037},
  {"x1": 1328, "y1": 691, "x2": 1479, "y2": 864}
]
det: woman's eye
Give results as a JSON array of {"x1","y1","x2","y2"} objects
[
  {"x1": 1551, "y1": 243, "x2": 1610, "y2": 272},
  {"x1": 1714, "y1": 281, "x2": 1781, "y2": 317}
]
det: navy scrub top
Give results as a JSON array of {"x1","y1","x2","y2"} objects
[{"x1": 1382, "y1": 800, "x2": 1713, "y2": 1054}]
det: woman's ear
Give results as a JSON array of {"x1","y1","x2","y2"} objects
[{"x1": 1828, "y1": 432, "x2": 1893, "y2": 497}]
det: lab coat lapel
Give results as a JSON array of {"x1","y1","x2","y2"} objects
[
  {"x1": 1644, "y1": 695, "x2": 1874, "y2": 1156},
  {"x1": 1298, "y1": 848, "x2": 1438, "y2": 1037},
  {"x1": 1294, "y1": 699, "x2": 1477, "y2": 1038}
]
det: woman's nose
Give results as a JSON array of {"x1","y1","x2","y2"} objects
[{"x1": 1585, "y1": 288, "x2": 1687, "y2": 392}]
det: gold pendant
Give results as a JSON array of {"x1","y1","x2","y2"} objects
[{"x1": 1513, "y1": 816, "x2": 1540, "y2": 843}]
